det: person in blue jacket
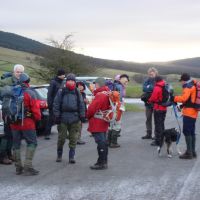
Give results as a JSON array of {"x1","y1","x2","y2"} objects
[{"x1": 141, "y1": 67, "x2": 158, "y2": 140}]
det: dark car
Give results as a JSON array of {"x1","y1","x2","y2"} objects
[{"x1": 30, "y1": 85, "x2": 49, "y2": 135}]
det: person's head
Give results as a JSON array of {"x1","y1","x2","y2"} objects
[
  {"x1": 114, "y1": 74, "x2": 121, "y2": 81},
  {"x1": 76, "y1": 81, "x2": 86, "y2": 92},
  {"x1": 179, "y1": 73, "x2": 190, "y2": 85},
  {"x1": 57, "y1": 68, "x2": 65, "y2": 80},
  {"x1": 95, "y1": 77, "x2": 106, "y2": 90},
  {"x1": 155, "y1": 75, "x2": 163, "y2": 83},
  {"x1": 65, "y1": 73, "x2": 76, "y2": 90},
  {"x1": 119, "y1": 74, "x2": 129, "y2": 87},
  {"x1": 13, "y1": 64, "x2": 24, "y2": 79},
  {"x1": 147, "y1": 67, "x2": 158, "y2": 78}
]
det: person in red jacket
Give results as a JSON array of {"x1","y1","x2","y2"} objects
[
  {"x1": 148, "y1": 76, "x2": 167, "y2": 146},
  {"x1": 11, "y1": 73, "x2": 41, "y2": 175},
  {"x1": 87, "y1": 77, "x2": 110, "y2": 170}
]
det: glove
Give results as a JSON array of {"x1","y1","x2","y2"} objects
[
  {"x1": 54, "y1": 116, "x2": 61, "y2": 124},
  {"x1": 170, "y1": 95, "x2": 175, "y2": 102},
  {"x1": 80, "y1": 117, "x2": 87, "y2": 123}
]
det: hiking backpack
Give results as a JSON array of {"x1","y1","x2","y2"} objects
[
  {"x1": 1, "y1": 85, "x2": 25, "y2": 123},
  {"x1": 194, "y1": 81, "x2": 200, "y2": 111},
  {"x1": 94, "y1": 91, "x2": 121, "y2": 123},
  {"x1": 158, "y1": 83, "x2": 173, "y2": 106}
]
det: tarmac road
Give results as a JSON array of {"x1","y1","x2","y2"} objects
[{"x1": 0, "y1": 109, "x2": 200, "y2": 200}]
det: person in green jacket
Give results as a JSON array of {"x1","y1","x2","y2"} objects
[{"x1": 0, "y1": 64, "x2": 24, "y2": 164}]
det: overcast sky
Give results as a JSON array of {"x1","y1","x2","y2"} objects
[{"x1": 1, "y1": 0, "x2": 200, "y2": 62}]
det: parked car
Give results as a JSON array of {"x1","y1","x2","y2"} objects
[
  {"x1": 0, "y1": 103, "x2": 4, "y2": 138},
  {"x1": 30, "y1": 85, "x2": 49, "y2": 135}
]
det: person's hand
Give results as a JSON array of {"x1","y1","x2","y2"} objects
[
  {"x1": 170, "y1": 95, "x2": 175, "y2": 102},
  {"x1": 54, "y1": 116, "x2": 61, "y2": 124},
  {"x1": 80, "y1": 117, "x2": 87, "y2": 123}
]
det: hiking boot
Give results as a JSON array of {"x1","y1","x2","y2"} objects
[
  {"x1": 44, "y1": 136, "x2": 50, "y2": 140},
  {"x1": 109, "y1": 143, "x2": 120, "y2": 148},
  {"x1": 142, "y1": 135, "x2": 152, "y2": 139},
  {"x1": 193, "y1": 152, "x2": 197, "y2": 159},
  {"x1": 90, "y1": 163, "x2": 108, "y2": 170},
  {"x1": 0, "y1": 157, "x2": 12, "y2": 165},
  {"x1": 77, "y1": 140, "x2": 86, "y2": 145},
  {"x1": 69, "y1": 148, "x2": 76, "y2": 164},
  {"x1": 56, "y1": 156, "x2": 62, "y2": 162},
  {"x1": 69, "y1": 158, "x2": 76, "y2": 164},
  {"x1": 23, "y1": 167, "x2": 39, "y2": 176},
  {"x1": 151, "y1": 141, "x2": 159, "y2": 146},
  {"x1": 179, "y1": 151, "x2": 193, "y2": 159},
  {"x1": 16, "y1": 166, "x2": 24, "y2": 175}
]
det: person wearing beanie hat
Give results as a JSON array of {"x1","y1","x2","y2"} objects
[
  {"x1": 44, "y1": 68, "x2": 65, "y2": 140},
  {"x1": 53, "y1": 73, "x2": 86, "y2": 164},
  {"x1": 87, "y1": 77, "x2": 110, "y2": 170},
  {"x1": 172, "y1": 73, "x2": 198, "y2": 159},
  {"x1": 57, "y1": 69, "x2": 65, "y2": 76},
  {"x1": 148, "y1": 75, "x2": 167, "y2": 147}
]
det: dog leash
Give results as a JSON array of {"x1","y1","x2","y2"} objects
[{"x1": 172, "y1": 103, "x2": 182, "y2": 145}]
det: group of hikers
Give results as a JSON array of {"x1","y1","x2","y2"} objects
[
  {"x1": 0, "y1": 64, "x2": 129, "y2": 175},
  {"x1": 141, "y1": 67, "x2": 199, "y2": 159},
  {"x1": 0, "y1": 64, "x2": 199, "y2": 176}
]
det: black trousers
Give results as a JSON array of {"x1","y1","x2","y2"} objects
[{"x1": 154, "y1": 110, "x2": 166, "y2": 146}]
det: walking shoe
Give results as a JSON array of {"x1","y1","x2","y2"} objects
[
  {"x1": 44, "y1": 136, "x2": 50, "y2": 140},
  {"x1": 179, "y1": 151, "x2": 193, "y2": 159},
  {"x1": 16, "y1": 166, "x2": 24, "y2": 175},
  {"x1": 56, "y1": 156, "x2": 62, "y2": 162},
  {"x1": 69, "y1": 158, "x2": 76, "y2": 164},
  {"x1": 109, "y1": 143, "x2": 120, "y2": 148},
  {"x1": 90, "y1": 163, "x2": 108, "y2": 170},
  {"x1": 23, "y1": 167, "x2": 39, "y2": 176},
  {"x1": 141, "y1": 135, "x2": 152, "y2": 139},
  {"x1": 193, "y1": 152, "x2": 197, "y2": 158},
  {"x1": 77, "y1": 140, "x2": 86, "y2": 145},
  {"x1": 0, "y1": 158, "x2": 12, "y2": 165},
  {"x1": 150, "y1": 141, "x2": 159, "y2": 146}
]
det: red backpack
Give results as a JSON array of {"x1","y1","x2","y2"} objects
[{"x1": 194, "y1": 81, "x2": 200, "y2": 111}]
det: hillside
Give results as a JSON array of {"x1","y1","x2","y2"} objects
[{"x1": 0, "y1": 30, "x2": 200, "y2": 77}]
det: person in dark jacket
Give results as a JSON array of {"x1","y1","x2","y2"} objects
[
  {"x1": 141, "y1": 67, "x2": 158, "y2": 139},
  {"x1": 148, "y1": 76, "x2": 167, "y2": 146},
  {"x1": 44, "y1": 69, "x2": 65, "y2": 140},
  {"x1": 53, "y1": 73, "x2": 85, "y2": 164},
  {"x1": 10, "y1": 73, "x2": 41, "y2": 175},
  {"x1": 87, "y1": 77, "x2": 110, "y2": 170},
  {"x1": 76, "y1": 81, "x2": 89, "y2": 145}
]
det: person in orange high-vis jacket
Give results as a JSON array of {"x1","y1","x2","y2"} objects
[{"x1": 172, "y1": 73, "x2": 198, "y2": 159}]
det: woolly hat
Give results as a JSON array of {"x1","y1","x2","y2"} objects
[
  {"x1": 179, "y1": 73, "x2": 190, "y2": 82},
  {"x1": 95, "y1": 77, "x2": 106, "y2": 87},
  {"x1": 57, "y1": 69, "x2": 65, "y2": 76},
  {"x1": 66, "y1": 73, "x2": 76, "y2": 81}
]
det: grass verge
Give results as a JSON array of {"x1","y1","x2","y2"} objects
[{"x1": 125, "y1": 103, "x2": 144, "y2": 112}]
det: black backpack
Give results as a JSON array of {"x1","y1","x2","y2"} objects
[{"x1": 158, "y1": 83, "x2": 173, "y2": 106}]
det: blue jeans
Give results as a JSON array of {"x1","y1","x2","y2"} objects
[
  {"x1": 92, "y1": 132, "x2": 108, "y2": 164},
  {"x1": 183, "y1": 116, "x2": 196, "y2": 136}
]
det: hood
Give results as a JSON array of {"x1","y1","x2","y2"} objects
[{"x1": 93, "y1": 86, "x2": 109, "y2": 96}]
